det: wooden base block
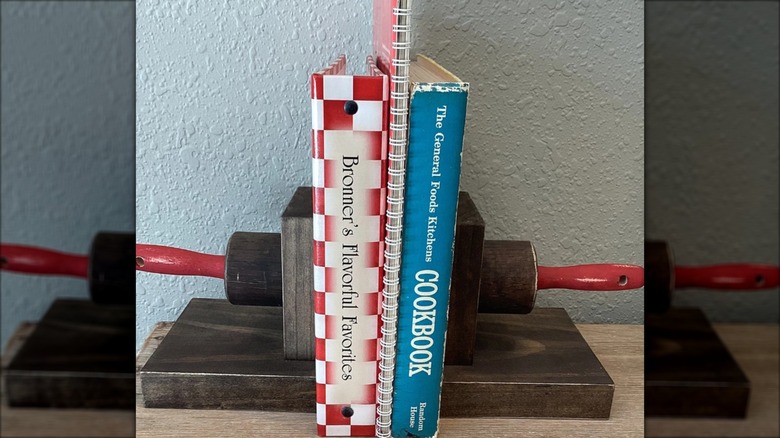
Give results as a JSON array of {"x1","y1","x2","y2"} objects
[
  {"x1": 141, "y1": 300, "x2": 313, "y2": 411},
  {"x1": 2, "y1": 299, "x2": 135, "y2": 409},
  {"x1": 140, "y1": 299, "x2": 614, "y2": 418},
  {"x1": 646, "y1": 308, "x2": 750, "y2": 418}
]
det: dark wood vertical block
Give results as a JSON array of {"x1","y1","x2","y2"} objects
[
  {"x1": 89, "y1": 232, "x2": 135, "y2": 306},
  {"x1": 281, "y1": 186, "x2": 315, "y2": 360},
  {"x1": 479, "y1": 240, "x2": 538, "y2": 314},
  {"x1": 224, "y1": 232, "x2": 283, "y2": 306},
  {"x1": 444, "y1": 192, "x2": 485, "y2": 366},
  {"x1": 645, "y1": 240, "x2": 674, "y2": 314}
]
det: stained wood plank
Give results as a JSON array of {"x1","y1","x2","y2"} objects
[
  {"x1": 444, "y1": 192, "x2": 485, "y2": 366},
  {"x1": 88, "y1": 232, "x2": 136, "y2": 306},
  {"x1": 1, "y1": 322, "x2": 135, "y2": 438},
  {"x1": 135, "y1": 321, "x2": 644, "y2": 437},
  {"x1": 646, "y1": 308, "x2": 750, "y2": 418},
  {"x1": 139, "y1": 299, "x2": 613, "y2": 419},
  {"x1": 3, "y1": 299, "x2": 135, "y2": 410},
  {"x1": 644, "y1": 240, "x2": 674, "y2": 314},
  {"x1": 281, "y1": 186, "x2": 315, "y2": 360},
  {"x1": 130, "y1": 320, "x2": 777, "y2": 437},
  {"x1": 646, "y1": 323, "x2": 779, "y2": 437}
]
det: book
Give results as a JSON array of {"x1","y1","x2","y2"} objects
[
  {"x1": 372, "y1": 1, "x2": 412, "y2": 437},
  {"x1": 310, "y1": 54, "x2": 389, "y2": 437},
  {"x1": 390, "y1": 55, "x2": 469, "y2": 438}
]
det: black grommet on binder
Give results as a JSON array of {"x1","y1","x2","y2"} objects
[
  {"x1": 341, "y1": 406, "x2": 354, "y2": 417},
  {"x1": 344, "y1": 100, "x2": 358, "y2": 115}
]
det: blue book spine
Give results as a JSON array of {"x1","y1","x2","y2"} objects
[{"x1": 390, "y1": 82, "x2": 468, "y2": 438}]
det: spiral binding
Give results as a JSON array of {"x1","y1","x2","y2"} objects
[{"x1": 376, "y1": 1, "x2": 411, "y2": 437}]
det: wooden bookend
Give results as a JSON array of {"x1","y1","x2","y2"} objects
[
  {"x1": 139, "y1": 186, "x2": 615, "y2": 419},
  {"x1": 141, "y1": 301, "x2": 314, "y2": 411},
  {"x1": 444, "y1": 192, "x2": 485, "y2": 366},
  {"x1": 140, "y1": 299, "x2": 613, "y2": 418},
  {"x1": 645, "y1": 308, "x2": 750, "y2": 417},
  {"x1": 3, "y1": 299, "x2": 135, "y2": 409},
  {"x1": 281, "y1": 186, "x2": 315, "y2": 360}
]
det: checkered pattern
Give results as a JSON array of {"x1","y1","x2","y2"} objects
[{"x1": 311, "y1": 55, "x2": 388, "y2": 437}]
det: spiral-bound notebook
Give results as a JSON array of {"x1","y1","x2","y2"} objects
[
  {"x1": 310, "y1": 55, "x2": 389, "y2": 437},
  {"x1": 373, "y1": 1, "x2": 412, "y2": 437}
]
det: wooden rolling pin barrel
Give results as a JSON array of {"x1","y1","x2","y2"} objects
[{"x1": 0, "y1": 232, "x2": 135, "y2": 305}]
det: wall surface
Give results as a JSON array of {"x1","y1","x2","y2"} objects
[
  {"x1": 0, "y1": 1, "x2": 135, "y2": 347},
  {"x1": 646, "y1": 2, "x2": 779, "y2": 322},
  {"x1": 136, "y1": 0, "x2": 644, "y2": 347}
]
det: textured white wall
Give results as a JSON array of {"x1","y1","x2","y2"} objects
[
  {"x1": 646, "y1": 2, "x2": 779, "y2": 322},
  {"x1": 0, "y1": 1, "x2": 135, "y2": 347},
  {"x1": 136, "y1": 0, "x2": 644, "y2": 348}
]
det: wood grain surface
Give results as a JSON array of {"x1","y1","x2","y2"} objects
[
  {"x1": 1, "y1": 322, "x2": 134, "y2": 438},
  {"x1": 479, "y1": 240, "x2": 537, "y2": 314},
  {"x1": 444, "y1": 191, "x2": 485, "y2": 366},
  {"x1": 5, "y1": 320, "x2": 774, "y2": 437},
  {"x1": 135, "y1": 318, "x2": 643, "y2": 437},
  {"x1": 224, "y1": 232, "x2": 284, "y2": 307},
  {"x1": 646, "y1": 323, "x2": 779, "y2": 437},
  {"x1": 280, "y1": 186, "x2": 315, "y2": 360},
  {"x1": 646, "y1": 308, "x2": 750, "y2": 418},
  {"x1": 4, "y1": 299, "x2": 135, "y2": 409},
  {"x1": 138, "y1": 300, "x2": 614, "y2": 418}
]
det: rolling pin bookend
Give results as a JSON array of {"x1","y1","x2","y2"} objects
[
  {"x1": 643, "y1": 240, "x2": 778, "y2": 418},
  {"x1": 1, "y1": 232, "x2": 135, "y2": 409},
  {"x1": 220, "y1": 187, "x2": 641, "y2": 365},
  {"x1": 139, "y1": 186, "x2": 619, "y2": 418}
]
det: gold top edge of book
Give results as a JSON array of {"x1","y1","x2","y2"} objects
[{"x1": 410, "y1": 54, "x2": 462, "y2": 83}]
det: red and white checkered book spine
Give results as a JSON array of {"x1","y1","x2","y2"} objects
[{"x1": 311, "y1": 55, "x2": 389, "y2": 437}]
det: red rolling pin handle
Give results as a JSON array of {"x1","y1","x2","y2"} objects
[
  {"x1": 675, "y1": 264, "x2": 779, "y2": 290},
  {"x1": 134, "y1": 242, "x2": 647, "y2": 292},
  {"x1": 536, "y1": 264, "x2": 644, "y2": 291},
  {"x1": 135, "y1": 244, "x2": 225, "y2": 279},
  {"x1": 0, "y1": 244, "x2": 89, "y2": 279}
]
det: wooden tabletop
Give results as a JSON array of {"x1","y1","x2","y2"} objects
[{"x1": 134, "y1": 322, "x2": 645, "y2": 438}]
